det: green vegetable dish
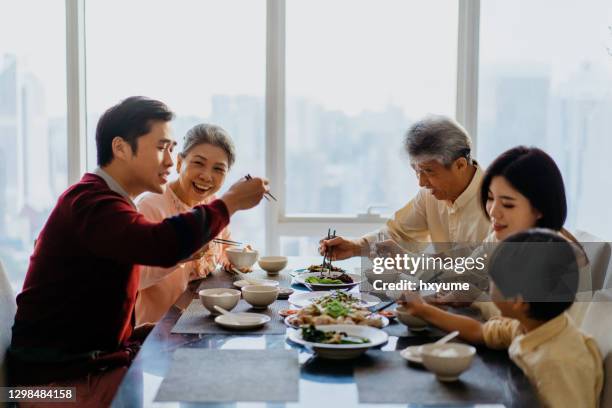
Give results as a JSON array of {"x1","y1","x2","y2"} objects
[
  {"x1": 312, "y1": 290, "x2": 361, "y2": 307},
  {"x1": 301, "y1": 325, "x2": 370, "y2": 345},
  {"x1": 304, "y1": 276, "x2": 344, "y2": 285}
]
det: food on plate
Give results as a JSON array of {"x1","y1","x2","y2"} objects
[
  {"x1": 304, "y1": 275, "x2": 354, "y2": 284},
  {"x1": 312, "y1": 290, "x2": 361, "y2": 307},
  {"x1": 278, "y1": 308, "x2": 299, "y2": 318},
  {"x1": 377, "y1": 310, "x2": 396, "y2": 319},
  {"x1": 307, "y1": 264, "x2": 345, "y2": 273},
  {"x1": 301, "y1": 325, "x2": 369, "y2": 344},
  {"x1": 288, "y1": 295, "x2": 384, "y2": 328}
]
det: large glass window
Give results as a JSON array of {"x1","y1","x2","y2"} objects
[
  {"x1": 0, "y1": 1, "x2": 67, "y2": 292},
  {"x1": 285, "y1": 0, "x2": 458, "y2": 218},
  {"x1": 478, "y1": 0, "x2": 612, "y2": 239},
  {"x1": 85, "y1": 0, "x2": 266, "y2": 250}
]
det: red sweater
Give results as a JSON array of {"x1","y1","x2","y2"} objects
[{"x1": 11, "y1": 173, "x2": 229, "y2": 358}]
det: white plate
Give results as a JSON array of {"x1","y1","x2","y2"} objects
[
  {"x1": 294, "y1": 272, "x2": 362, "y2": 291},
  {"x1": 284, "y1": 314, "x2": 389, "y2": 329},
  {"x1": 288, "y1": 291, "x2": 381, "y2": 308},
  {"x1": 233, "y1": 279, "x2": 279, "y2": 288},
  {"x1": 214, "y1": 312, "x2": 271, "y2": 330},
  {"x1": 400, "y1": 345, "x2": 424, "y2": 364},
  {"x1": 287, "y1": 324, "x2": 388, "y2": 360}
]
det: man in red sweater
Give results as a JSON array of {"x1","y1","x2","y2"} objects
[{"x1": 8, "y1": 96, "x2": 268, "y2": 406}]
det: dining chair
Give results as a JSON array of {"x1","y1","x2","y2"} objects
[
  {"x1": 574, "y1": 230, "x2": 612, "y2": 291},
  {"x1": 0, "y1": 259, "x2": 16, "y2": 388},
  {"x1": 580, "y1": 288, "x2": 612, "y2": 407}
]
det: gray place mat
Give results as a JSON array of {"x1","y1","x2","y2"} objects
[
  {"x1": 155, "y1": 349, "x2": 299, "y2": 403},
  {"x1": 171, "y1": 299, "x2": 289, "y2": 334},
  {"x1": 354, "y1": 350, "x2": 504, "y2": 404},
  {"x1": 383, "y1": 321, "x2": 448, "y2": 338}
]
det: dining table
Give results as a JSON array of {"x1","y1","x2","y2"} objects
[{"x1": 111, "y1": 256, "x2": 539, "y2": 408}]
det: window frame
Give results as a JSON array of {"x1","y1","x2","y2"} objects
[{"x1": 65, "y1": 0, "x2": 481, "y2": 254}]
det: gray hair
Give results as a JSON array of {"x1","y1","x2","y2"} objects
[
  {"x1": 404, "y1": 115, "x2": 473, "y2": 166},
  {"x1": 180, "y1": 123, "x2": 236, "y2": 168}
]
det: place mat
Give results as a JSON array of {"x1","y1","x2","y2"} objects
[
  {"x1": 171, "y1": 299, "x2": 289, "y2": 334},
  {"x1": 155, "y1": 349, "x2": 299, "y2": 403},
  {"x1": 383, "y1": 321, "x2": 448, "y2": 338},
  {"x1": 354, "y1": 350, "x2": 504, "y2": 404}
]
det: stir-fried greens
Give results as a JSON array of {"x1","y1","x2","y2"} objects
[
  {"x1": 301, "y1": 325, "x2": 370, "y2": 344},
  {"x1": 304, "y1": 276, "x2": 344, "y2": 285},
  {"x1": 313, "y1": 290, "x2": 361, "y2": 307}
]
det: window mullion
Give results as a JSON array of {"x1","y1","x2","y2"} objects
[
  {"x1": 456, "y1": 0, "x2": 480, "y2": 149},
  {"x1": 265, "y1": 0, "x2": 285, "y2": 254},
  {"x1": 65, "y1": 0, "x2": 87, "y2": 183}
]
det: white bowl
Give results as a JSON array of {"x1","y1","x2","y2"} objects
[
  {"x1": 258, "y1": 256, "x2": 288, "y2": 275},
  {"x1": 395, "y1": 305, "x2": 428, "y2": 331},
  {"x1": 199, "y1": 288, "x2": 241, "y2": 315},
  {"x1": 421, "y1": 343, "x2": 476, "y2": 381},
  {"x1": 241, "y1": 285, "x2": 279, "y2": 309},
  {"x1": 226, "y1": 248, "x2": 259, "y2": 270},
  {"x1": 287, "y1": 324, "x2": 388, "y2": 360}
]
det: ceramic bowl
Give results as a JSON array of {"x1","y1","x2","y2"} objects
[{"x1": 199, "y1": 288, "x2": 241, "y2": 315}]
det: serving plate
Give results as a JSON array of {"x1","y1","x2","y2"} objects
[
  {"x1": 287, "y1": 324, "x2": 388, "y2": 359},
  {"x1": 284, "y1": 314, "x2": 389, "y2": 329},
  {"x1": 288, "y1": 291, "x2": 381, "y2": 308},
  {"x1": 294, "y1": 272, "x2": 362, "y2": 291},
  {"x1": 214, "y1": 313, "x2": 270, "y2": 330}
]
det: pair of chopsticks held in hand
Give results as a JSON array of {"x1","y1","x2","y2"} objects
[
  {"x1": 321, "y1": 228, "x2": 336, "y2": 267},
  {"x1": 245, "y1": 173, "x2": 277, "y2": 202},
  {"x1": 210, "y1": 174, "x2": 276, "y2": 248}
]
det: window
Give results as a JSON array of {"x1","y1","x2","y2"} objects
[
  {"x1": 0, "y1": 0, "x2": 67, "y2": 292},
  {"x1": 478, "y1": 0, "x2": 612, "y2": 239},
  {"x1": 284, "y1": 0, "x2": 458, "y2": 217},
  {"x1": 85, "y1": 0, "x2": 266, "y2": 250}
]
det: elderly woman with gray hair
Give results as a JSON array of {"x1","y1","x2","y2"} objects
[
  {"x1": 320, "y1": 115, "x2": 491, "y2": 259},
  {"x1": 135, "y1": 123, "x2": 236, "y2": 325}
]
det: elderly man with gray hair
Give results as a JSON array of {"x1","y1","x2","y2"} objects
[{"x1": 320, "y1": 115, "x2": 491, "y2": 260}]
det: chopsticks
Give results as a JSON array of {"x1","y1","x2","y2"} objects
[
  {"x1": 213, "y1": 238, "x2": 242, "y2": 247},
  {"x1": 321, "y1": 228, "x2": 336, "y2": 270},
  {"x1": 245, "y1": 174, "x2": 277, "y2": 202}
]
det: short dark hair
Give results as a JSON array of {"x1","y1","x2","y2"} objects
[
  {"x1": 489, "y1": 229, "x2": 579, "y2": 321},
  {"x1": 96, "y1": 96, "x2": 175, "y2": 166},
  {"x1": 480, "y1": 146, "x2": 567, "y2": 231}
]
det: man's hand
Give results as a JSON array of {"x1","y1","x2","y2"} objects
[
  {"x1": 220, "y1": 176, "x2": 269, "y2": 215},
  {"x1": 318, "y1": 236, "x2": 364, "y2": 261}
]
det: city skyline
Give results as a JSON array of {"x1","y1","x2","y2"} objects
[{"x1": 2, "y1": 49, "x2": 612, "y2": 291}]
